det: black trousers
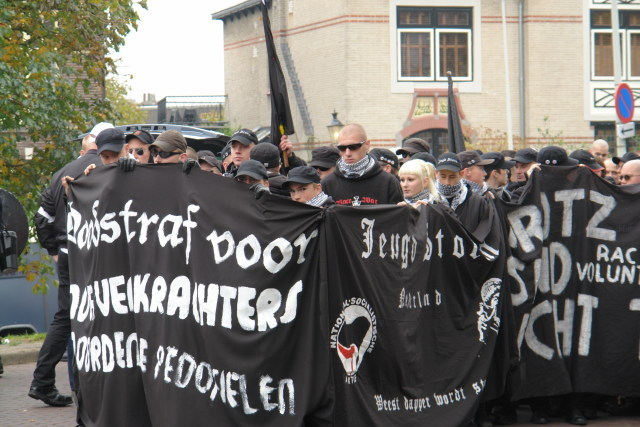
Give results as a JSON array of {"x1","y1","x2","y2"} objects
[{"x1": 31, "y1": 251, "x2": 70, "y2": 390}]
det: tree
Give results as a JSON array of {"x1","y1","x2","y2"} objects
[
  {"x1": 106, "y1": 77, "x2": 147, "y2": 125},
  {"x1": 0, "y1": 0, "x2": 146, "y2": 292}
]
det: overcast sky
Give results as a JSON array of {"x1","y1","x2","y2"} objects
[{"x1": 114, "y1": 0, "x2": 243, "y2": 103}]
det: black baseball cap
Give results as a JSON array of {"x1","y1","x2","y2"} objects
[
  {"x1": 236, "y1": 159, "x2": 268, "y2": 181},
  {"x1": 537, "y1": 146, "x2": 578, "y2": 166},
  {"x1": 230, "y1": 128, "x2": 258, "y2": 146},
  {"x1": 283, "y1": 166, "x2": 321, "y2": 188},
  {"x1": 250, "y1": 143, "x2": 280, "y2": 169},
  {"x1": 612, "y1": 151, "x2": 640, "y2": 165},
  {"x1": 219, "y1": 143, "x2": 232, "y2": 160},
  {"x1": 125, "y1": 129, "x2": 154, "y2": 145},
  {"x1": 309, "y1": 146, "x2": 340, "y2": 169},
  {"x1": 370, "y1": 148, "x2": 399, "y2": 169},
  {"x1": 436, "y1": 153, "x2": 462, "y2": 173},
  {"x1": 411, "y1": 152, "x2": 437, "y2": 166},
  {"x1": 570, "y1": 149, "x2": 603, "y2": 171},
  {"x1": 514, "y1": 148, "x2": 538, "y2": 164},
  {"x1": 96, "y1": 128, "x2": 126, "y2": 154},
  {"x1": 396, "y1": 138, "x2": 431, "y2": 156},
  {"x1": 482, "y1": 152, "x2": 515, "y2": 172},
  {"x1": 458, "y1": 150, "x2": 494, "y2": 169}
]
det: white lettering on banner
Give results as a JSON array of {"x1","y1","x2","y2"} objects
[
  {"x1": 373, "y1": 387, "x2": 465, "y2": 413},
  {"x1": 67, "y1": 199, "x2": 318, "y2": 271},
  {"x1": 74, "y1": 331, "x2": 295, "y2": 416},
  {"x1": 517, "y1": 295, "x2": 600, "y2": 360},
  {"x1": 151, "y1": 345, "x2": 294, "y2": 415},
  {"x1": 72, "y1": 331, "x2": 148, "y2": 374},
  {"x1": 398, "y1": 288, "x2": 442, "y2": 310},
  {"x1": 360, "y1": 218, "x2": 498, "y2": 267},
  {"x1": 70, "y1": 277, "x2": 304, "y2": 333}
]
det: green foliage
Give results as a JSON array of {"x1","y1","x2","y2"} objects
[
  {"x1": 0, "y1": 0, "x2": 145, "y2": 292},
  {"x1": 105, "y1": 77, "x2": 147, "y2": 125},
  {"x1": 536, "y1": 115, "x2": 565, "y2": 146}
]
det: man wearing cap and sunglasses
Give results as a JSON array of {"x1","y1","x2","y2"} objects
[
  {"x1": 125, "y1": 129, "x2": 155, "y2": 164},
  {"x1": 321, "y1": 123, "x2": 403, "y2": 206},
  {"x1": 148, "y1": 130, "x2": 188, "y2": 164}
]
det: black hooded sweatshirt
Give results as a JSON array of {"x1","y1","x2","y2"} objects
[{"x1": 321, "y1": 161, "x2": 403, "y2": 206}]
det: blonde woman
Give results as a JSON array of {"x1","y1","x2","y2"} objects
[{"x1": 397, "y1": 159, "x2": 441, "y2": 207}]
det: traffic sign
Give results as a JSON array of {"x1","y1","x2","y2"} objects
[
  {"x1": 617, "y1": 122, "x2": 635, "y2": 139},
  {"x1": 615, "y1": 83, "x2": 635, "y2": 124}
]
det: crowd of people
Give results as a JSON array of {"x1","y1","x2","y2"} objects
[{"x1": 25, "y1": 121, "x2": 640, "y2": 426}]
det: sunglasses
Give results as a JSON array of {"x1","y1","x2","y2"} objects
[
  {"x1": 150, "y1": 149, "x2": 180, "y2": 159},
  {"x1": 336, "y1": 141, "x2": 365, "y2": 152},
  {"x1": 315, "y1": 166, "x2": 330, "y2": 172},
  {"x1": 620, "y1": 174, "x2": 640, "y2": 181},
  {"x1": 128, "y1": 148, "x2": 146, "y2": 156}
]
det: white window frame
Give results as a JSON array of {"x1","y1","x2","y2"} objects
[
  {"x1": 390, "y1": 0, "x2": 481, "y2": 94},
  {"x1": 626, "y1": 29, "x2": 640, "y2": 79},
  {"x1": 435, "y1": 28, "x2": 473, "y2": 81},
  {"x1": 397, "y1": 29, "x2": 435, "y2": 81},
  {"x1": 591, "y1": 29, "x2": 625, "y2": 80}
]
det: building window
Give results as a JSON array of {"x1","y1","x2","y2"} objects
[
  {"x1": 591, "y1": 9, "x2": 640, "y2": 80},
  {"x1": 397, "y1": 7, "x2": 473, "y2": 82}
]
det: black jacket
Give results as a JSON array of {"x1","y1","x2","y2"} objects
[
  {"x1": 443, "y1": 184, "x2": 494, "y2": 241},
  {"x1": 35, "y1": 150, "x2": 100, "y2": 255},
  {"x1": 321, "y1": 160, "x2": 403, "y2": 206}
]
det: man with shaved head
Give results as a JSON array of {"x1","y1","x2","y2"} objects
[
  {"x1": 604, "y1": 158, "x2": 620, "y2": 184},
  {"x1": 588, "y1": 139, "x2": 609, "y2": 161},
  {"x1": 322, "y1": 123, "x2": 403, "y2": 205},
  {"x1": 619, "y1": 159, "x2": 640, "y2": 185}
]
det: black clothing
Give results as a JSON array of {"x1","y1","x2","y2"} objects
[
  {"x1": 35, "y1": 150, "x2": 100, "y2": 256},
  {"x1": 267, "y1": 172, "x2": 290, "y2": 198},
  {"x1": 321, "y1": 195, "x2": 336, "y2": 208},
  {"x1": 32, "y1": 152, "x2": 98, "y2": 395},
  {"x1": 443, "y1": 185, "x2": 493, "y2": 241},
  {"x1": 506, "y1": 180, "x2": 528, "y2": 203},
  {"x1": 31, "y1": 251, "x2": 71, "y2": 390},
  {"x1": 321, "y1": 161, "x2": 403, "y2": 205}
]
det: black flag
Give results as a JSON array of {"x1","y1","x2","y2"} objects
[
  {"x1": 447, "y1": 72, "x2": 465, "y2": 153},
  {"x1": 260, "y1": 0, "x2": 295, "y2": 146}
]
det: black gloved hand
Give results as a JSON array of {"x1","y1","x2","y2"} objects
[
  {"x1": 249, "y1": 183, "x2": 270, "y2": 199},
  {"x1": 117, "y1": 157, "x2": 136, "y2": 172},
  {"x1": 182, "y1": 158, "x2": 198, "y2": 175}
]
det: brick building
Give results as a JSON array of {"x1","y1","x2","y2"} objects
[{"x1": 213, "y1": 0, "x2": 640, "y2": 157}]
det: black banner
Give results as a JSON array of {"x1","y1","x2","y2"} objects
[
  {"x1": 67, "y1": 165, "x2": 332, "y2": 426},
  {"x1": 324, "y1": 203, "x2": 509, "y2": 426},
  {"x1": 66, "y1": 165, "x2": 522, "y2": 426},
  {"x1": 502, "y1": 166, "x2": 640, "y2": 400}
]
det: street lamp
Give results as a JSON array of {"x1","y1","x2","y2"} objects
[{"x1": 326, "y1": 110, "x2": 344, "y2": 143}]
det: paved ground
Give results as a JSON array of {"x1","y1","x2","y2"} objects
[
  {"x1": 1, "y1": 360, "x2": 639, "y2": 426},
  {"x1": 0, "y1": 362, "x2": 76, "y2": 427}
]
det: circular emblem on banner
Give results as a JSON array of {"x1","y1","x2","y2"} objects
[{"x1": 330, "y1": 297, "x2": 377, "y2": 384}]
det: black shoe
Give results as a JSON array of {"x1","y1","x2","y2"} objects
[
  {"x1": 28, "y1": 386, "x2": 73, "y2": 407},
  {"x1": 566, "y1": 408, "x2": 587, "y2": 426},
  {"x1": 0, "y1": 355, "x2": 4, "y2": 375},
  {"x1": 531, "y1": 410, "x2": 550, "y2": 424}
]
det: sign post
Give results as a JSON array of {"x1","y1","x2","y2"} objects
[{"x1": 614, "y1": 82, "x2": 635, "y2": 155}]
